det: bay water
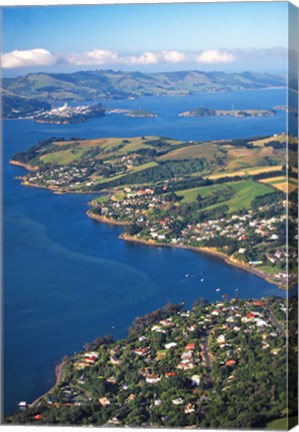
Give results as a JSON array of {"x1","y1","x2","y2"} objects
[{"x1": 3, "y1": 89, "x2": 289, "y2": 414}]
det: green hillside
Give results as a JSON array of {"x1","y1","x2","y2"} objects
[{"x1": 3, "y1": 70, "x2": 286, "y2": 102}]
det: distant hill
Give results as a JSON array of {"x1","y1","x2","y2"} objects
[
  {"x1": 2, "y1": 70, "x2": 285, "y2": 103},
  {"x1": 179, "y1": 107, "x2": 276, "y2": 118},
  {"x1": 2, "y1": 90, "x2": 51, "y2": 118}
]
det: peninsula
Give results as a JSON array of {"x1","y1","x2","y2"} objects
[
  {"x1": 10, "y1": 132, "x2": 298, "y2": 288},
  {"x1": 33, "y1": 102, "x2": 106, "y2": 124},
  {"x1": 178, "y1": 107, "x2": 276, "y2": 118}
]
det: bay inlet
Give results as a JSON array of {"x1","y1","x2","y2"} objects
[{"x1": 3, "y1": 90, "x2": 289, "y2": 414}]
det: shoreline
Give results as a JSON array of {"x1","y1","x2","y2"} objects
[
  {"x1": 119, "y1": 232, "x2": 285, "y2": 289},
  {"x1": 29, "y1": 357, "x2": 68, "y2": 408},
  {"x1": 9, "y1": 160, "x2": 38, "y2": 171},
  {"x1": 10, "y1": 157, "x2": 288, "y2": 290},
  {"x1": 86, "y1": 209, "x2": 129, "y2": 226}
]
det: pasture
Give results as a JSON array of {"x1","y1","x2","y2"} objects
[{"x1": 177, "y1": 180, "x2": 275, "y2": 213}]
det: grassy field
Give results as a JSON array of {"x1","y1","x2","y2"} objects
[
  {"x1": 158, "y1": 142, "x2": 222, "y2": 161},
  {"x1": 40, "y1": 136, "x2": 185, "y2": 165},
  {"x1": 249, "y1": 132, "x2": 297, "y2": 147},
  {"x1": 177, "y1": 183, "x2": 230, "y2": 203},
  {"x1": 260, "y1": 176, "x2": 298, "y2": 193},
  {"x1": 220, "y1": 181, "x2": 275, "y2": 212},
  {"x1": 207, "y1": 165, "x2": 283, "y2": 180},
  {"x1": 94, "y1": 196, "x2": 108, "y2": 204},
  {"x1": 177, "y1": 180, "x2": 275, "y2": 213},
  {"x1": 128, "y1": 161, "x2": 157, "y2": 173},
  {"x1": 41, "y1": 148, "x2": 87, "y2": 165},
  {"x1": 225, "y1": 146, "x2": 283, "y2": 171},
  {"x1": 112, "y1": 192, "x2": 126, "y2": 202}
]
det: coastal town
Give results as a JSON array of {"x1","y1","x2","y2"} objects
[
  {"x1": 11, "y1": 132, "x2": 298, "y2": 289},
  {"x1": 89, "y1": 185, "x2": 297, "y2": 288},
  {"x1": 7, "y1": 295, "x2": 297, "y2": 428}
]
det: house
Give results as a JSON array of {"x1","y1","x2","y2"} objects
[
  {"x1": 191, "y1": 375, "x2": 201, "y2": 386},
  {"x1": 211, "y1": 310, "x2": 220, "y2": 316},
  {"x1": 84, "y1": 357, "x2": 96, "y2": 364},
  {"x1": 226, "y1": 360, "x2": 236, "y2": 366},
  {"x1": 99, "y1": 397, "x2": 111, "y2": 406},
  {"x1": 127, "y1": 394, "x2": 135, "y2": 401},
  {"x1": 255, "y1": 318, "x2": 269, "y2": 327},
  {"x1": 151, "y1": 325, "x2": 166, "y2": 333},
  {"x1": 172, "y1": 398, "x2": 184, "y2": 405},
  {"x1": 83, "y1": 352, "x2": 99, "y2": 358},
  {"x1": 160, "y1": 319, "x2": 173, "y2": 327},
  {"x1": 217, "y1": 334, "x2": 226, "y2": 344},
  {"x1": 185, "y1": 342, "x2": 196, "y2": 351},
  {"x1": 254, "y1": 300, "x2": 266, "y2": 307},
  {"x1": 145, "y1": 374, "x2": 160, "y2": 384},
  {"x1": 154, "y1": 399, "x2": 162, "y2": 406},
  {"x1": 185, "y1": 403, "x2": 195, "y2": 414},
  {"x1": 177, "y1": 362, "x2": 195, "y2": 370},
  {"x1": 165, "y1": 372, "x2": 176, "y2": 377},
  {"x1": 134, "y1": 348, "x2": 150, "y2": 356},
  {"x1": 165, "y1": 342, "x2": 177, "y2": 349},
  {"x1": 107, "y1": 377, "x2": 117, "y2": 384},
  {"x1": 110, "y1": 356, "x2": 121, "y2": 365}
]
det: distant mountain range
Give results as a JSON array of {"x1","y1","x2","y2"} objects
[
  {"x1": 3, "y1": 70, "x2": 285, "y2": 103},
  {"x1": 2, "y1": 70, "x2": 286, "y2": 119}
]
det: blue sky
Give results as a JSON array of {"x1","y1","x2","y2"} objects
[{"x1": 1, "y1": 2, "x2": 289, "y2": 76}]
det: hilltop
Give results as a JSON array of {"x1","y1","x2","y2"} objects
[{"x1": 3, "y1": 70, "x2": 285, "y2": 103}]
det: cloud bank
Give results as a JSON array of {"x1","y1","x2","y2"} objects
[
  {"x1": 1, "y1": 47, "x2": 286, "y2": 69},
  {"x1": 1, "y1": 48, "x2": 58, "y2": 68},
  {"x1": 1, "y1": 48, "x2": 237, "y2": 69}
]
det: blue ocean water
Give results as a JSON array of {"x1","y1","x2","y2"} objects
[{"x1": 3, "y1": 89, "x2": 289, "y2": 414}]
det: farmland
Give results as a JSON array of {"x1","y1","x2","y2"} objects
[
  {"x1": 260, "y1": 176, "x2": 298, "y2": 193},
  {"x1": 177, "y1": 181, "x2": 275, "y2": 213},
  {"x1": 10, "y1": 131, "x2": 298, "y2": 288}
]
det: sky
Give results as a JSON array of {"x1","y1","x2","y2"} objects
[{"x1": 1, "y1": 2, "x2": 290, "y2": 76}]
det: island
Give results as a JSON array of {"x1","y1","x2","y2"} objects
[
  {"x1": 107, "y1": 108, "x2": 158, "y2": 118},
  {"x1": 10, "y1": 132, "x2": 298, "y2": 288},
  {"x1": 178, "y1": 107, "x2": 276, "y2": 118},
  {"x1": 5, "y1": 296, "x2": 297, "y2": 428},
  {"x1": 125, "y1": 109, "x2": 157, "y2": 118}
]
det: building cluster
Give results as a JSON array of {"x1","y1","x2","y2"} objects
[{"x1": 36, "y1": 297, "x2": 285, "y2": 424}]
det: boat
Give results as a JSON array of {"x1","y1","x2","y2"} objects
[
  {"x1": 200, "y1": 278, "x2": 204, "y2": 282},
  {"x1": 185, "y1": 273, "x2": 189, "y2": 278},
  {"x1": 216, "y1": 288, "x2": 221, "y2": 292}
]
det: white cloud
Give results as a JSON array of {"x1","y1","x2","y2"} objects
[
  {"x1": 123, "y1": 51, "x2": 160, "y2": 65},
  {"x1": 3, "y1": 47, "x2": 286, "y2": 69},
  {"x1": 66, "y1": 49, "x2": 118, "y2": 65},
  {"x1": 1, "y1": 48, "x2": 57, "y2": 68},
  {"x1": 195, "y1": 50, "x2": 236, "y2": 64},
  {"x1": 161, "y1": 50, "x2": 186, "y2": 63}
]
